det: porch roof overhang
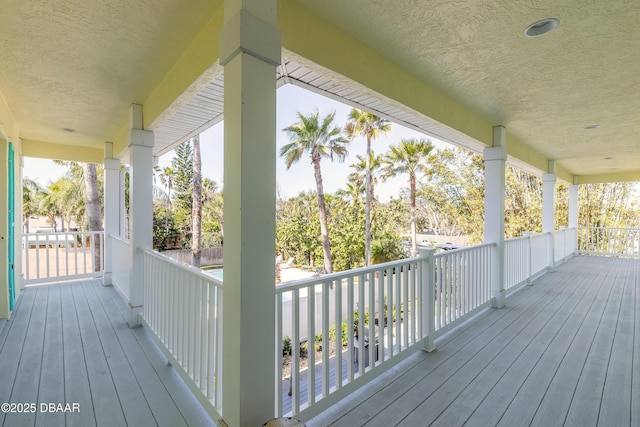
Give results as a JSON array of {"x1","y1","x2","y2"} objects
[{"x1": 2, "y1": 0, "x2": 639, "y2": 184}]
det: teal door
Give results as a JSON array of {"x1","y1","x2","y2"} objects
[{"x1": 8, "y1": 142, "x2": 15, "y2": 311}]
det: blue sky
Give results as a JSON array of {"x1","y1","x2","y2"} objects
[{"x1": 24, "y1": 84, "x2": 450, "y2": 202}]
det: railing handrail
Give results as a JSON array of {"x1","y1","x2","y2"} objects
[
  {"x1": 578, "y1": 226, "x2": 640, "y2": 230},
  {"x1": 275, "y1": 255, "x2": 423, "y2": 293},
  {"x1": 434, "y1": 242, "x2": 495, "y2": 258},
  {"x1": 109, "y1": 233, "x2": 130, "y2": 244},
  {"x1": 24, "y1": 230, "x2": 104, "y2": 236},
  {"x1": 139, "y1": 247, "x2": 223, "y2": 288}
]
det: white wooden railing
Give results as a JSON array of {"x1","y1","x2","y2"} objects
[
  {"x1": 140, "y1": 249, "x2": 223, "y2": 420},
  {"x1": 434, "y1": 243, "x2": 493, "y2": 334},
  {"x1": 110, "y1": 234, "x2": 131, "y2": 300},
  {"x1": 578, "y1": 227, "x2": 640, "y2": 257},
  {"x1": 276, "y1": 255, "x2": 428, "y2": 418},
  {"x1": 277, "y1": 244, "x2": 498, "y2": 418},
  {"x1": 22, "y1": 231, "x2": 104, "y2": 284},
  {"x1": 531, "y1": 232, "x2": 552, "y2": 277},
  {"x1": 504, "y1": 235, "x2": 531, "y2": 290},
  {"x1": 131, "y1": 228, "x2": 581, "y2": 421},
  {"x1": 504, "y1": 229, "x2": 578, "y2": 291},
  {"x1": 553, "y1": 227, "x2": 575, "y2": 263}
]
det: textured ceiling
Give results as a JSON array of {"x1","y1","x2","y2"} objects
[
  {"x1": 0, "y1": 0, "x2": 220, "y2": 148},
  {"x1": 2, "y1": 0, "x2": 639, "y2": 181},
  {"x1": 296, "y1": 0, "x2": 640, "y2": 178}
]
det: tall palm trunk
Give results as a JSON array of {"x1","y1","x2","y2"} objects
[
  {"x1": 192, "y1": 134, "x2": 202, "y2": 267},
  {"x1": 83, "y1": 163, "x2": 102, "y2": 271},
  {"x1": 365, "y1": 136, "x2": 372, "y2": 265},
  {"x1": 410, "y1": 174, "x2": 417, "y2": 257},
  {"x1": 312, "y1": 154, "x2": 333, "y2": 274}
]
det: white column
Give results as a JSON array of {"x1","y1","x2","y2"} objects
[
  {"x1": 127, "y1": 104, "x2": 154, "y2": 327},
  {"x1": 103, "y1": 142, "x2": 120, "y2": 286},
  {"x1": 484, "y1": 126, "x2": 507, "y2": 308},
  {"x1": 568, "y1": 184, "x2": 579, "y2": 229},
  {"x1": 542, "y1": 172, "x2": 557, "y2": 233},
  {"x1": 220, "y1": 1, "x2": 280, "y2": 425}
]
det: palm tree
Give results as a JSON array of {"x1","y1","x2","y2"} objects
[
  {"x1": 22, "y1": 178, "x2": 43, "y2": 233},
  {"x1": 83, "y1": 163, "x2": 103, "y2": 271},
  {"x1": 191, "y1": 134, "x2": 202, "y2": 267},
  {"x1": 159, "y1": 166, "x2": 176, "y2": 228},
  {"x1": 159, "y1": 166, "x2": 176, "y2": 205},
  {"x1": 348, "y1": 152, "x2": 383, "y2": 206},
  {"x1": 382, "y1": 138, "x2": 434, "y2": 257},
  {"x1": 336, "y1": 182, "x2": 365, "y2": 204},
  {"x1": 281, "y1": 110, "x2": 349, "y2": 274},
  {"x1": 345, "y1": 109, "x2": 391, "y2": 265},
  {"x1": 202, "y1": 178, "x2": 219, "y2": 203}
]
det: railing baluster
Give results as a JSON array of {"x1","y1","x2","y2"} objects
[
  {"x1": 292, "y1": 288, "x2": 300, "y2": 414},
  {"x1": 275, "y1": 289, "x2": 283, "y2": 416},
  {"x1": 335, "y1": 278, "x2": 343, "y2": 390},
  {"x1": 322, "y1": 281, "x2": 330, "y2": 397},
  {"x1": 308, "y1": 282, "x2": 316, "y2": 405},
  {"x1": 347, "y1": 276, "x2": 355, "y2": 383}
]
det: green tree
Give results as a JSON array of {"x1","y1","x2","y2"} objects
[
  {"x1": 382, "y1": 138, "x2": 434, "y2": 256},
  {"x1": 345, "y1": 109, "x2": 391, "y2": 265},
  {"x1": 191, "y1": 134, "x2": 202, "y2": 267},
  {"x1": 419, "y1": 148, "x2": 484, "y2": 242},
  {"x1": 171, "y1": 141, "x2": 194, "y2": 231},
  {"x1": 280, "y1": 110, "x2": 349, "y2": 274}
]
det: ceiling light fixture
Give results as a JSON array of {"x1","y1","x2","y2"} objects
[
  {"x1": 584, "y1": 124, "x2": 600, "y2": 130},
  {"x1": 524, "y1": 18, "x2": 559, "y2": 37}
]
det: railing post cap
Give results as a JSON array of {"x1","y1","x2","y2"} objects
[{"x1": 417, "y1": 247, "x2": 436, "y2": 257}]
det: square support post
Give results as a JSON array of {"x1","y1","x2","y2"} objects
[
  {"x1": 568, "y1": 184, "x2": 579, "y2": 253},
  {"x1": 542, "y1": 171, "x2": 557, "y2": 269},
  {"x1": 484, "y1": 126, "x2": 507, "y2": 308},
  {"x1": 220, "y1": 1, "x2": 280, "y2": 425},
  {"x1": 127, "y1": 104, "x2": 154, "y2": 328},
  {"x1": 418, "y1": 248, "x2": 436, "y2": 352},
  {"x1": 103, "y1": 142, "x2": 120, "y2": 287}
]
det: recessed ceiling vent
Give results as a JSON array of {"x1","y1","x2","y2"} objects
[{"x1": 524, "y1": 18, "x2": 559, "y2": 37}]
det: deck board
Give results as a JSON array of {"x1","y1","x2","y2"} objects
[
  {"x1": 84, "y1": 279, "x2": 189, "y2": 427},
  {"x1": 308, "y1": 256, "x2": 640, "y2": 427},
  {"x1": 60, "y1": 282, "x2": 96, "y2": 427},
  {"x1": 0, "y1": 279, "x2": 214, "y2": 427},
  {"x1": 35, "y1": 285, "x2": 64, "y2": 427},
  {"x1": 5, "y1": 286, "x2": 47, "y2": 427},
  {"x1": 470, "y1": 259, "x2": 604, "y2": 426}
]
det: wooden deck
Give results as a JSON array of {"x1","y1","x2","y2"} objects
[
  {"x1": 308, "y1": 255, "x2": 640, "y2": 427},
  {"x1": 0, "y1": 279, "x2": 214, "y2": 427}
]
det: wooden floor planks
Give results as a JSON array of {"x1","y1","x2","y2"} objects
[
  {"x1": 308, "y1": 256, "x2": 640, "y2": 427},
  {"x1": 0, "y1": 279, "x2": 214, "y2": 427}
]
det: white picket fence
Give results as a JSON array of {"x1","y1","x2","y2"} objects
[
  {"x1": 139, "y1": 248, "x2": 223, "y2": 421},
  {"x1": 22, "y1": 231, "x2": 104, "y2": 284}
]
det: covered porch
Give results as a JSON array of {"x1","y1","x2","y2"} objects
[{"x1": 2, "y1": 1, "x2": 640, "y2": 426}]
